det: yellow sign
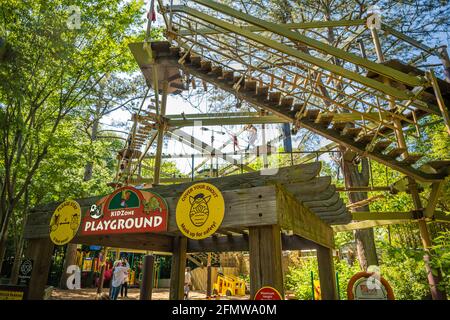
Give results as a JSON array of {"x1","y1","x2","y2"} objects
[
  {"x1": 49, "y1": 200, "x2": 81, "y2": 245},
  {"x1": 176, "y1": 182, "x2": 225, "y2": 240},
  {"x1": 0, "y1": 290, "x2": 24, "y2": 300},
  {"x1": 314, "y1": 280, "x2": 321, "y2": 300}
]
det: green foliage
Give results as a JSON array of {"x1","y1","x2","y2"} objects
[
  {"x1": 285, "y1": 257, "x2": 360, "y2": 300},
  {"x1": 430, "y1": 230, "x2": 450, "y2": 294},
  {"x1": 378, "y1": 243, "x2": 431, "y2": 300},
  {"x1": 285, "y1": 257, "x2": 318, "y2": 300},
  {"x1": 334, "y1": 259, "x2": 361, "y2": 300}
]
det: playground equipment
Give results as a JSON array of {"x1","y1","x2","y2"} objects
[{"x1": 213, "y1": 274, "x2": 246, "y2": 296}]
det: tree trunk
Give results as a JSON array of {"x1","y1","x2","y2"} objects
[
  {"x1": 341, "y1": 149, "x2": 379, "y2": 270},
  {"x1": 9, "y1": 183, "x2": 30, "y2": 284},
  {"x1": 9, "y1": 236, "x2": 25, "y2": 285},
  {"x1": 0, "y1": 221, "x2": 9, "y2": 275},
  {"x1": 59, "y1": 243, "x2": 78, "y2": 289},
  {"x1": 83, "y1": 105, "x2": 101, "y2": 182}
]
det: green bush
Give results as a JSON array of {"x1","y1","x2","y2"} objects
[
  {"x1": 285, "y1": 257, "x2": 359, "y2": 300},
  {"x1": 430, "y1": 230, "x2": 450, "y2": 294},
  {"x1": 285, "y1": 257, "x2": 318, "y2": 300},
  {"x1": 334, "y1": 259, "x2": 361, "y2": 300},
  {"x1": 378, "y1": 243, "x2": 430, "y2": 300}
]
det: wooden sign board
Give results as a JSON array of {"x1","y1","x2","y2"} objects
[
  {"x1": 347, "y1": 272, "x2": 394, "y2": 300},
  {"x1": 254, "y1": 286, "x2": 283, "y2": 300},
  {"x1": 80, "y1": 186, "x2": 168, "y2": 235}
]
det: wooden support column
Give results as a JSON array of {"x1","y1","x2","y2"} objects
[
  {"x1": 370, "y1": 26, "x2": 409, "y2": 158},
  {"x1": 169, "y1": 236, "x2": 187, "y2": 300},
  {"x1": 408, "y1": 177, "x2": 447, "y2": 300},
  {"x1": 427, "y1": 70, "x2": 450, "y2": 135},
  {"x1": 153, "y1": 80, "x2": 168, "y2": 185},
  {"x1": 25, "y1": 238, "x2": 54, "y2": 300},
  {"x1": 316, "y1": 245, "x2": 338, "y2": 300},
  {"x1": 206, "y1": 253, "x2": 212, "y2": 297},
  {"x1": 249, "y1": 225, "x2": 284, "y2": 299},
  {"x1": 140, "y1": 254, "x2": 155, "y2": 300},
  {"x1": 97, "y1": 247, "x2": 109, "y2": 294}
]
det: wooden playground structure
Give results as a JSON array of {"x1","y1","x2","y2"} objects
[{"x1": 20, "y1": 0, "x2": 450, "y2": 300}]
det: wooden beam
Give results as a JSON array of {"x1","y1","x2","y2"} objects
[
  {"x1": 425, "y1": 181, "x2": 444, "y2": 218},
  {"x1": 169, "y1": 236, "x2": 187, "y2": 300},
  {"x1": 351, "y1": 211, "x2": 414, "y2": 220},
  {"x1": 71, "y1": 233, "x2": 174, "y2": 253},
  {"x1": 427, "y1": 70, "x2": 450, "y2": 134},
  {"x1": 317, "y1": 245, "x2": 338, "y2": 300},
  {"x1": 276, "y1": 185, "x2": 335, "y2": 248},
  {"x1": 249, "y1": 225, "x2": 284, "y2": 299},
  {"x1": 186, "y1": 254, "x2": 204, "y2": 267},
  {"x1": 434, "y1": 211, "x2": 450, "y2": 223},
  {"x1": 333, "y1": 219, "x2": 411, "y2": 232},
  {"x1": 186, "y1": 234, "x2": 318, "y2": 253},
  {"x1": 166, "y1": 185, "x2": 278, "y2": 233},
  {"x1": 25, "y1": 238, "x2": 55, "y2": 300}
]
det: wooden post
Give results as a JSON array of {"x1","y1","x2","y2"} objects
[
  {"x1": 408, "y1": 177, "x2": 447, "y2": 300},
  {"x1": 169, "y1": 236, "x2": 187, "y2": 300},
  {"x1": 206, "y1": 253, "x2": 212, "y2": 297},
  {"x1": 316, "y1": 245, "x2": 338, "y2": 300},
  {"x1": 249, "y1": 225, "x2": 284, "y2": 299},
  {"x1": 427, "y1": 70, "x2": 450, "y2": 135},
  {"x1": 370, "y1": 27, "x2": 409, "y2": 159},
  {"x1": 437, "y1": 46, "x2": 450, "y2": 82},
  {"x1": 97, "y1": 247, "x2": 108, "y2": 294},
  {"x1": 25, "y1": 238, "x2": 54, "y2": 300},
  {"x1": 153, "y1": 80, "x2": 169, "y2": 185},
  {"x1": 139, "y1": 254, "x2": 155, "y2": 300}
]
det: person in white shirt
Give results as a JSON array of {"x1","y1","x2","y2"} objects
[
  {"x1": 184, "y1": 267, "x2": 192, "y2": 300},
  {"x1": 111, "y1": 262, "x2": 129, "y2": 300}
]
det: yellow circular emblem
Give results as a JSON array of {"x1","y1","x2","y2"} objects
[
  {"x1": 49, "y1": 200, "x2": 81, "y2": 245},
  {"x1": 176, "y1": 182, "x2": 225, "y2": 240}
]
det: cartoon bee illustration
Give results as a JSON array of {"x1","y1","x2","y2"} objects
[{"x1": 189, "y1": 193, "x2": 211, "y2": 227}]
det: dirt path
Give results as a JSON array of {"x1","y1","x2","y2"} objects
[{"x1": 50, "y1": 288, "x2": 249, "y2": 300}]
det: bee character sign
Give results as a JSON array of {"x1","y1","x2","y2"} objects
[
  {"x1": 49, "y1": 200, "x2": 81, "y2": 245},
  {"x1": 81, "y1": 186, "x2": 168, "y2": 235},
  {"x1": 176, "y1": 182, "x2": 224, "y2": 240}
]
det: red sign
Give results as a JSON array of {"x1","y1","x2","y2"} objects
[
  {"x1": 347, "y1": 272, "x2": 394, "y2": 300},
  {"x1": 81, "y1": 186, "x2": 168, "y2": 235},
  {"x1": 254, "y1": 286, "x2": 283, "y2": 300}
]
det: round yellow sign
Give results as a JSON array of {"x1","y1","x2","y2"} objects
[
  {"x1": 176, "y1": 182, "x2": 225, "y2": 240},
  {"x1": 49, "y1": 200, "x2": 81, "y2": 245}
]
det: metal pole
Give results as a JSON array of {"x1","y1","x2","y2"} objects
[
  {"x1": 261, "y1": 123, "x2": 268, "y2": 168},
  {"x1": 191, "y1": 154, "x2": 195, "y2": 181},
  {"x1": 153, "y1": 80, "x2": 169, "y2": 185},
  {"x1": 310, "y1": 271, "x2": 315, "y2": 300},
  {"x1": 140, "y1": 255, "x2": 155, "y2": 300},
  {"x1": 335, "y1": 271, "x2": 340, "y2": 300}
]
